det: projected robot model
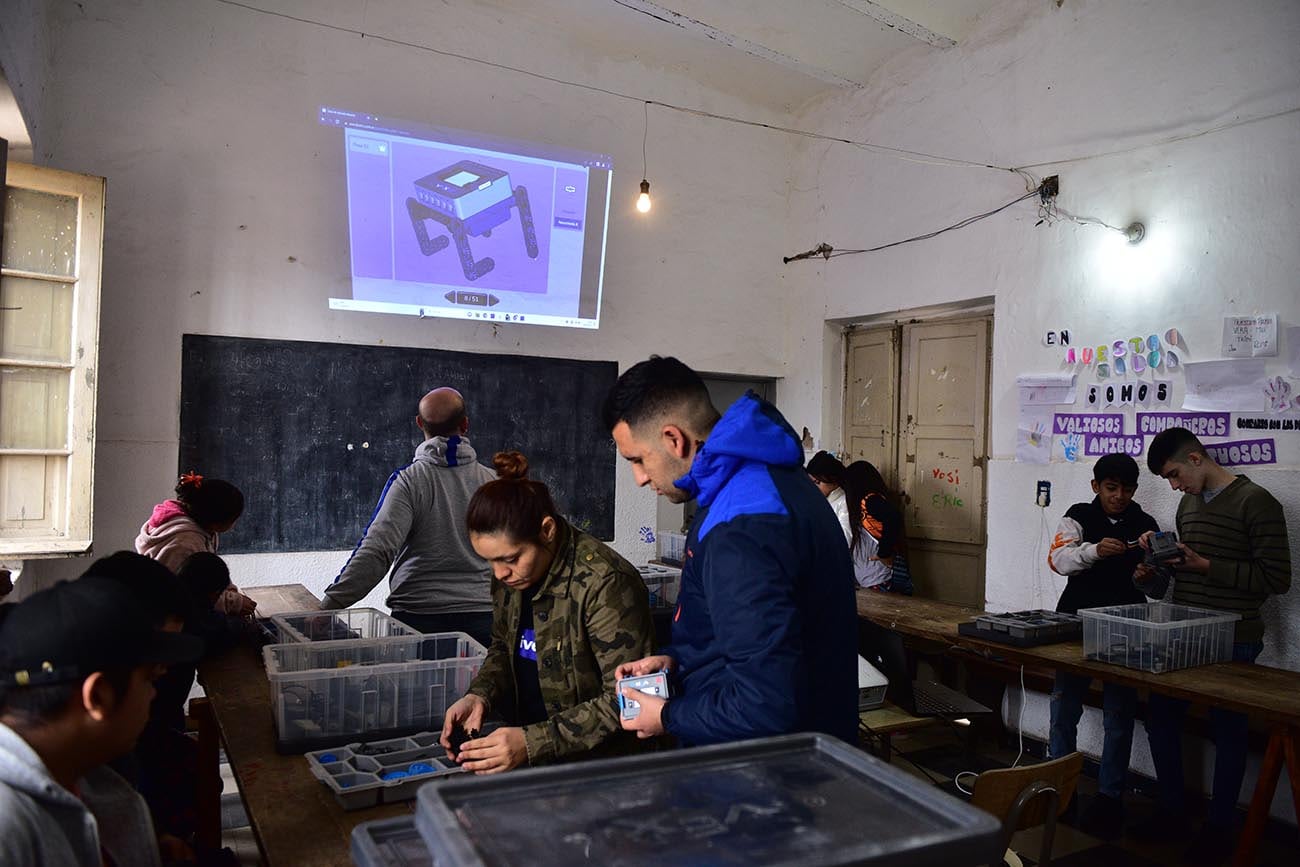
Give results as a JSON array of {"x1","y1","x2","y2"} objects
[{"x1": 406, "y1": 159, "x2": 539, "y2": 282}]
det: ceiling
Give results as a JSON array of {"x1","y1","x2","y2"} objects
[{"x1": 598, "y1": 0, "x2": 1005, "y2": 109}]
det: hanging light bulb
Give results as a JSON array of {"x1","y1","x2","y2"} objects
[{"x1": 636, "y1": 179, "x2": 652, "y2": 214}]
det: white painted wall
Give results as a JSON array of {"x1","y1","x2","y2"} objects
[
  {"x1": 16, "y1": 0, "x2": 797, "y2": 598},
  {"x1": 0, "y1": 0, "x2": 52, "y2": 161},
  {"x1": 782, "y1": 0, "x2": 1300, "y2": 820}
]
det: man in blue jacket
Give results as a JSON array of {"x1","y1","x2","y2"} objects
[{"x1": 608, "y1": 356, "x2": 858, "y2": 745}]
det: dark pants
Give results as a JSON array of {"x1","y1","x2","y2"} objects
[
  {"x1": 1146, "y1": 641, "x2": 1264, "y2": 827},
  {"x1": 1050, "y1": 672, "x2": 1137, "y2": 799},
  {"x1": 393, "y1": 610, "x2": 493, "y2": 650}
]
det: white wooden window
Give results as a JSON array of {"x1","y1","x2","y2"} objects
[{"x1": 0, "y1": 162, "x2": 105, "y2": 557}]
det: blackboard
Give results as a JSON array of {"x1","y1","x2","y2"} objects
[{"x1": 179, "y1": 335, "x2": 617, "y2": 553}]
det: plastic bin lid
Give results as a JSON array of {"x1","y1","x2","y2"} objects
[
  {"x1": 415, "y1": 733, "x2": 1001, "y2": 867},
  {"x1": 352, "y1": 816, "x2": 433, "y2": 867}
]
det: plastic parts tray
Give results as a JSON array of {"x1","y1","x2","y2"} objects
[
  {"x1": 270, "y1": 608, "x2": 420, "y2": 643},
  {"x1": 264, "y1": 631, "x2": 486, "y2": 753},
  {"x1": 414, "y1": 732, "x2": 1002, "y2": 867},
  {"x1": 958, "y1": 609, "x2": 1082, "y2": 647},
  {"x1": 351, "y1": 816, "x2": 434, "y2": 867},
  {"x1": 1081, "y1": 602, "x2": 1239, "y2": 673},
  {"x1": 637, "y1": 563, "x2": 680, "y2": 610},
  {"x1": 307, "y1": 732, "x2": 464, "y2": 810}
]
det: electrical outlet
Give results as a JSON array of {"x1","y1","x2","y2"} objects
[{"x1": 1035, "y1": 480, "x2": 1051, "y2": 508}]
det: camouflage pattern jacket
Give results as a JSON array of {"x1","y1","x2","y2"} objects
[{"x1": 466, "y1": 519, "x2": 655, "y2": 765}]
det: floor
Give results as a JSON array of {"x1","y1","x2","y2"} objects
[{"x1": 866, "y1": 722, "x2": 1300, "y2": 867}]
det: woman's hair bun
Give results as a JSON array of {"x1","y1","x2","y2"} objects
[{"x1": 492, "y1": 451, "x2": 529, "y2": 480}]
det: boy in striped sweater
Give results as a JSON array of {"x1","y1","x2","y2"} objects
[{"x1": 1134, "y1": 427, "x2": 1291, "y2": 864}]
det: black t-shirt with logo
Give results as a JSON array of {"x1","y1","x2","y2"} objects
[{"x1": 515, "y1": 586, "x2": 548, "y2": 725}]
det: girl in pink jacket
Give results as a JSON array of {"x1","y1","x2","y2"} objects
[{"x1": 135, "y1": 473, "x2": 255, "y2": 616}]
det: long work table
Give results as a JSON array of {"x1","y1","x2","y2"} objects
[
  {"x1": 194, "y1": 584, "x2": 411, "y2": 866},
  {"x1": 856, "y1": 590, "x2": 1300, "y2": 867}
]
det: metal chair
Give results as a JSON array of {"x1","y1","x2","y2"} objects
[{"x1": 970, "y1": 752, "x2": 1083, "y2": 867}]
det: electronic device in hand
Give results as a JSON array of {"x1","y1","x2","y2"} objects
[
  {"x1": 1146, "y1": 531, "x2": 1181, "y2": 565},
  {"x1": 618, "y1": 671, "x2": 669, "y2": 719}
]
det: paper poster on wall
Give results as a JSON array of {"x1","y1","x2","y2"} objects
[
  {"x1": 1053, "y1": 413, "x2": 1125, "y2": 437},
  {"x1": 1181, "y1": 359, "x2": 1267, "y2": 412},
  {"x1": 1288, "y1": 326, "x2": 1300, "y2": 377},
  {"x1": 1136, "y1": 412, "x2": 1231, "y2": 438},
  {"x1": 1252, "y1": 313, "x2": 1278, "y2": 357},
  {"x1": 1015, "y1": 419, "x2": 1053, "y2": 464},
  {"x1": 1263, "y1": 376, "x2": 1293, "y2": 413},
  {"x1": 1202, "y1": 438, "x2": 1277, "y2": 467},
  {"x1": 1084, "y1": 434, "x2": 1144, "y2": 458},
  {"x1": 1057, "y1": 433, "x2": 1085, "y2": 462},
  {"x1": 1236, "y1": 416, "x2": 1300, "y2": 433},
  {"x1": 1016, "y1": 373, "x2": 1078, "y2": 406}
]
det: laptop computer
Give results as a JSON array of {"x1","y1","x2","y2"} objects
[{"x1": 859, "y1": 619, "x2": 991, "y2": 719}]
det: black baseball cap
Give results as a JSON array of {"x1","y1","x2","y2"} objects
[{"x1": 0, "y1": 576, "x2": 202, "y2": 689}]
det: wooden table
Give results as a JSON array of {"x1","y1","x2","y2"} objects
[
  {"x1": 856, "y1": 590, "x2": 1300, "y2": 866},
  {"x1": 194, "y1": 584, "x2": 410, "y2": 866}
]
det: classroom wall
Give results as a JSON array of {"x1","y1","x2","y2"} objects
[
  {"x1": 0, "y1": 0, "x2": 52, "y2": 161},
  {"x1": 15, "y1": 0, "x2": 797, "y2": 599},
  {"x1": 780, "y1": 0, "x2": 1300, "y2": 820}
]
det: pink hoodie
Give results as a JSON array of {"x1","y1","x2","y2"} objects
[{"x1": 135, "y1": 500, "x2": 250, "y2": 615}]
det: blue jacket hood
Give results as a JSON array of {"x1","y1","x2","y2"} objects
[{"x1": 676, "y1": 392, "x2": 804, "y2": 507}]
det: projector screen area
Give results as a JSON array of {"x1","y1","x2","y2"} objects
[{"x1": 321, "y1": 107, "x2": 612, "y2": 329}]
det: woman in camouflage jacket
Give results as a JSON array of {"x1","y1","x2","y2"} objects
[{"x1": 440, "y1": 451, "x2": 655, "y2": 772}]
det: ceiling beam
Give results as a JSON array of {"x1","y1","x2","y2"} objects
[
  {"x1": 612, "y1": 0, "x2": 864, "y2": 88},
  {"x1": 835, "y1": 0, "x2": 957, "y2": 48}
]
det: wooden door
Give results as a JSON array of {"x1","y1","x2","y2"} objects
[
  {"x1": 842, "y1": 326, "x2": 899, "y2": 490},
  {"x1": 899, "y1": 318, "x2": 990, "y2": 607}
]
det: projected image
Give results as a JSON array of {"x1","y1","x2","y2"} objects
[{"x1": 322, "y1": 107, "x2": 612, "y2": 329}]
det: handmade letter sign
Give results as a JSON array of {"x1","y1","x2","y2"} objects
[
  {"x1": 1096, "y1": 362, "x2": 1110, "y2": 380},
  {"x1": 1096, "y1": 345, "x2": 1108, "y2": 363},
  {"x1": 1136, "y1": 382, "x2": 1151, "y2": 405},
  {"x1": 1166, "y1": 350, "x2": 1180, "y2": 369},
  {"x1": 1081, "y1": 347, "x2": 1094, "y2": 365},
  {"x1": 1132, "y1": 353, "x2": 1147, "y2": 374},
  {"x1": 1114, "y1": 356, "x2": 1127, "y2": 375},
  {"x1": 1119, "y1": 383, "x2": 1135, "y2": 406},
  {"x1": 1129, "y1": 337, "x2": 1145, "y2": 356},
  {"x1": 1155, "y1": 381, "x2": 1171, "y2": 405},
  {"x1": 1085, "y1": 384, "x2": 1100, "y2": 407},
  {"x1": 1164, "y1": 328, "x2": 1180, "y2": 346},
  {"x1": 1147, "y1": 349, "x2": 1161, "y2": 369},
  {"x1": 1064, "y1": 347, "x2": 1077, "y2": 364},
  {"x1": 1112, "y1": 340, "x2": 1127, "y2": 358},
  {"x1": 1104, "y1": 384, "x2": 1117, "y2": 407},
  {"x1": 1046, "y1": 331, "x2": 1057, "y2": 346}
]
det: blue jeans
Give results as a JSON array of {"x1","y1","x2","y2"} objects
[
  {"x1": 1049, "y1": 671, "x2": 1138, "y2": 799},
  {"x1": 1146, "y1": 641, "x2": 1264, "y2": 827}
]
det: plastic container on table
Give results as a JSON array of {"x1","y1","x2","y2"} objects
[
  {"x1": 636, "y1": 563, "x2": 681, "y2": 610},
  {"x1": 306, "y1": 732, "x2": 464, "y2": 810},
  {"x1": 351, "y1": 816, "x2": 433, "y2": 867},
  {"x1": 657, "y1": 531, "x2": 686, "y2": 566},
  {"x1": 264, "y1": 631, "x2": 486, "y2": 753},
  {"x1": 1080, "y1": 602, "x2": 1239, "y2": 673},
  {"x1": 414, "y1": 732, "x2": 1002, "y2": 867},
  {"x1": 270, "y1": 608, "x2": 420, "y2": 643}
]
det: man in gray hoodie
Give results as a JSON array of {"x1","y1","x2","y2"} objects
[
  {"x1": 321, "y1": 387, "x2": 498, "y2": 647},
  {"x1": 1, "y1": 575, "x2": 202, "y2": 867}
]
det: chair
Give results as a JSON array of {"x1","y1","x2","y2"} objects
[{"x1": 970, "y1": 752, "x2": 1083, "y2": 867}]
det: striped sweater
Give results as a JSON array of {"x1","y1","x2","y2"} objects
[{"x1": 1172, "y1": 475, "x2": 1291, "y2": 643}]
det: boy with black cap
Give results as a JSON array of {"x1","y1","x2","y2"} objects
[
  {"x1": 1045, "y1": 452, "x2": 1162, "y2": 838},
  {"x1": 0, "y1": 575, "x2": 202, "y2": 866}
]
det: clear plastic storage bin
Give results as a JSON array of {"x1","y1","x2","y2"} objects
[
  {"x1": 637, "y1": 563, "x2": 680, "y2": 610},
  {"x1": 415, "y1": 733, "x2": 1001, "y2": 867},
  {"x1": 270, "y1": 608, "x2": 419, "y2": 643},
  {"x1": 351, "y1": 816, "x2": 433, "y2": 867},
  {"x1": 658, "y1": 531, "x2": 686, "y2": 565},
  {"x1": 1080, "y1": 602, "x2": 1239, "y2": 673},
  {"x1": 264, "y1": 632, "x2": 486, "y2": 753}
]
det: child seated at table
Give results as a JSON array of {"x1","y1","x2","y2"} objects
[{"x1": 1046, "y1": 452, "x2": 1162, "y2": 838}]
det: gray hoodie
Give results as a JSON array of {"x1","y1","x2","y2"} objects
[
  {"x1": 0, "y1": 722, "x2": 161, "y2": 867},
  {"x1": 322, "y1": 435, "x2": 497, "y2": 614}
]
